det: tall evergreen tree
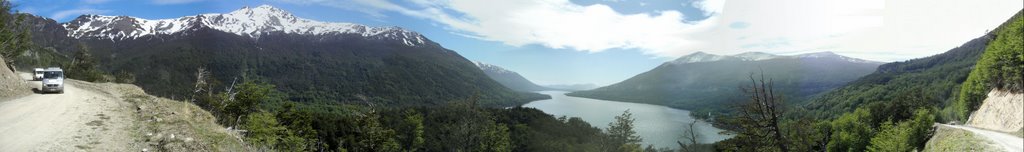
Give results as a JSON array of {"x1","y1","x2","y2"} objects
[
  {"x1": 0, "y1": 0, "x2": 32, "y2": 72},
  {"x1": 607, "y1": 110, "x2": 642, "y2": 152}
]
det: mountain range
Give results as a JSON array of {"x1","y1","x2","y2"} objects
[
  {"x1": 544, "y1": 83, "x2": 600, "y2": 91},
  {"x1": 19, "y1": 5, "x2": 548, "y2": 106},
  {"x1": 474, "y1": 61, "x2": 553, "y2": 92},
  {"x1": 568, "y1": 51, "x2": 883, "y2": 115}
]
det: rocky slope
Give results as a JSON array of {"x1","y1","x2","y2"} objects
[
  {"x1": 967, "y1": 89, "x2": 1024, "y2": 133},
  {"x1": 0, "y1": 57, "x2": 29, "y2": 99}
]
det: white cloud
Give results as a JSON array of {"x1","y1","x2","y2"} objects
[
  {"x1": 51, "y1": 8, "x2": 110, "y2": 21},
  {"x1": 700, "y1": 0, "x2": 1022, "y2": 61},
  {"x1": 692, "y1": 0, "x2": 725, "y2": 16},
  {"x1": 152, "y1": 0, "x2": 203, "y2": 5},
  {"x1": 285, "y1": 0, "x2": 1022, "y2": 62}
]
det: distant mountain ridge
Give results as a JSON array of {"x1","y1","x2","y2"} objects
[
  {"x1": 474, "y1": 61, "x2": 552, "y2": 92},
  {"x1": 544, "y1": 83, "x2": 600, "y2": 91},
  {"x1": 21, "y1": 5, "x2": 548, "y2": 106},
  {"x1": 670, "y1": 51, "x2": 880, "y2": 64},
  {"x1": 569, "y1": 51, "x2": 882, "y2": 115}
]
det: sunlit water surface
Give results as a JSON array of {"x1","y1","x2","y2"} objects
[{"x1": 522, "y1": 91, "x2": 733, "y2": 149}]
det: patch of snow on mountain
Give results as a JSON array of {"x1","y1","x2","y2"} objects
[
  {"x1": 732, "y1": 52, "x2": 779, "y2": 61},
  {"x1": 794, "y1": 51, "x2": 841, "y2": 58},
  {"x1": 671, "y1": 52, "x2": 727, "y2": 64},
  {"x1": 794, "y1": 51, "x2": 880, "y2": 63}
]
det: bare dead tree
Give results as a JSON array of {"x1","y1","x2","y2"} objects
[
  {"x1": 733, "y1": 71, "x2": 789, "y2": 151},
  {"x1": 189, "y1": 67, "x2": 209, "y2": 103},
  {"x1": 678, "y1": 119, "x2": 701, "y2": 152}
]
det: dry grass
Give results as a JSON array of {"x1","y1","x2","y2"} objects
[
  {"x1": 923, "y1": 125, "x2": 999, "y2": 152},
  {"x1": 110, "y1": 83, "x2": 248, "y2": 151}
]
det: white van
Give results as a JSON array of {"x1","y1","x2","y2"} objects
[
  {"x1": 33, "y1": 68, "x2": 44, "y2": 81},
  {"x1": 40, "y1": 68, "x2": 64, "y2": 94}
]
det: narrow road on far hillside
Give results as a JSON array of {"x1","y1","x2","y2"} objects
[
  {"x1": 0, "y1": 73, "x2": 135, "y2": 151},
  {"x1": 943, "y1": 124, "x2": 1024, "y2": 152}
]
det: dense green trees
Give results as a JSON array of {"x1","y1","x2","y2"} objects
[
  {"x1": 826, "y1": 108, "x2": 874, "y2": 152},
  {"x1": 715, "y1": 72, "x2": 943, "y2": 152},
  {"x1": 390, "y1": 110, "x2": 425, "y2": 151},
  {"x1": 181, "y1": 70, "x2": 637, "y2": 151},
  {"x1": 866, "y1": 109, "x2": 935, "y2": 152},
  {"x1": 227, "y1": 79, "x2": 276, "y2": 126},
  {"x1": 0, "y1": 0, "x2": 31, "y2": 72},
  {"x1": 66, "y1": 44, "x2": 110, "y2": 82},
  {"x1": 806, "y1": 33, "x2": 992, "y2": 122},
  {"x1": 955, "y1": 11, "x2": 1024, "y2": 121},
  {"x1": 243, "y1": 112, "x2": 284, "y2": 147}
]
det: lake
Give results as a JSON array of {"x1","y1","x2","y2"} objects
[{"x1": 522, "y1": 91, "x2": 733, "y2": 149}]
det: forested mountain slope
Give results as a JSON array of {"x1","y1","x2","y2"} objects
[
  {"x1": 807, "y1": 10, "x2": 1023, "y2": 121},
  {"x1": 17, "y1": 6, "x2": 548, "y2": 107},
  {"x1": 954, "y1": 10, "x2": 1024, "y2": 122},
  {"x1": 569, "y1": 51, "x2": 880, "y2": 115}
]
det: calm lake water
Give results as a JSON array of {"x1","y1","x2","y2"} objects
[{"x1": 522, "y1": 91, "x2": 733, "y2": 149}]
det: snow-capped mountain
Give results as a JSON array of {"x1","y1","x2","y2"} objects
[
  {"x1": 21, "y1": 5, "x2": 550, "y2": 107},
  {"x1": 474, "y1": 61, "x2": 515, "y2": 74},
  {"x1": 671, "y1": 51, "x2": 879, "y2": 64},
  {"x1": 62, "y1": 5, "x2": 427, "y2": 46}
]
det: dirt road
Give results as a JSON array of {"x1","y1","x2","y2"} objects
[
  {"x1": 0, "y1": 73, "x2": 136, "y2": 151},
  {"x1": 943, "y1": 124, "x2": 1024, "y2": 152}
]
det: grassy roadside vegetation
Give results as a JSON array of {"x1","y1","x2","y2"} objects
[
  {"x1": 113, "y1": 82, "x2": 247, "y2": 151},
  {"x1": 922, "y1": 125, "x2": 999, "y2": 152}
]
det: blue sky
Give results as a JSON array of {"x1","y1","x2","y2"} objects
[{"x1": 12, "y1": 0, "x2": 1024, "y2": 86}]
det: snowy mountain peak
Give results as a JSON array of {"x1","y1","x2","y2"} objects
[
  {"x1": 670, "y1": 51, "x2": 726, "y2": 64},
  {"x1": 795, "y1": 51, "x2": 840, "y2": 58},
  {"x1": 474, "y1": 61, "x2": 515, "y2": 74},
  {"x1": 793, "y1": 51, "x2": 880, "y2": 63},
  {"x1": 61, "y1": 5, "x2": 429, "y2": 46}
]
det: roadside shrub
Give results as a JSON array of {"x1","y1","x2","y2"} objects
[{"x1": 866, "y1": 109, "x2": 935, "y2": 152}]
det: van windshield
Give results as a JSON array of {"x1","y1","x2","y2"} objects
[{"x1": 43, "y1": 71, "x2": 63, "y2": 79}]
